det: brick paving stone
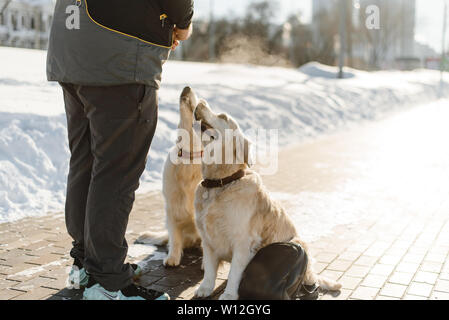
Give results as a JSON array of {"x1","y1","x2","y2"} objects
[
  {"x1": 407, "y1": 246, "x2": 428, "y2": 256},
  {"x1": 430, "y1": 291, "x2": 449, "y2": 300},
  {"x1": 385, "y1": 247, "x2": 408, "y2": 257},
  {"x1": 407, "y1": 282, "x2": 433, "y2": 297},
  {"x1": 354, "y1": 255, "x2": 378, "y2": 267},
  {"x1": 10, "y1": 276, "x2": 54, "y2": 292},
  {"x1": 376, "y1": 295, "x2": 400, "y2": 300},
  {"x1": 402, "y1": 253, "x2": 425, "y2": 264},
  {"x1": 23, "y1": 254, "x2": 62, "y2": 266},
  {"x1": 345, "y1": 265, "x2": 371, "y2": 278},
  {"x1": 369, "y1": 264, "x2": 395, "y2": 277},
  {"x1": 6, "y1": 263, "x2": 38, "y2": 274},
  {"x1": 138, "y1": 275, "x2": 163, "y2": 287},
  {"x1": 156, "y1": 275, "x2": 194, "y2": 287},
  {"x1": 315, "y1": 252, "x2": 338, "y2": 264},
  {"x1": 380, "y1": 283, "x2": 407, "y2": 298},
  {"x1": 338, "y1": 276, "x2": 362, "y2": 290},
  {"x1": 178, "y1": 284, "x2": 201, "y2": 300},
  {"x1": 338, "y1": 251, "x2": 362, "y2": 261},
  {"x1": 32, "y1": 246, "x2": 66, "y2": 257},
  {"x1": 327, "y1": 259, "x2": 353, "y2": 272},
  {"x1": 313, "y1": 262, "x2": 328, "y2": 274},
  {"x1": 439, "y1": 273, "x2": 449, "y2": 281},
  {"x1": 0, "y1": 249, "x2": 29, "y2": 261},
  {"x1": 390, "y1": 240, "x2": 413, "y2": 250},
  {"x1": 42, "y1": 276, "x2": 70, "y2": 290},
  {"x1": 0, "y1": 288, "x2": 25, "y2": 300},
  {"x1": 414, "y1": 271, "x2": 439, "y2": 285},
  {"x1": 0, "y1": 264, "x2": 13, "y2": 275},
  {"x1": 20, "y1": 241, "x2": 51, "y2": 252},
  {"x1": 389, "y1": 272, "x2": 415, "y2": 285},
  {"x1": 434, "y1": 279, "x2": 449, "y2": 293},
  {"x1": 425, "y1": 253, "x2": 447, "y2": 264},
  {"x1": 0, "y1": 279, "x2": 19, "y2": 290},
  {"x1": 350, "y1": 286, "x2": 379, "y2": 300},
  {"x1": 421, "y1": 261, "x2": 443, "y2": 273},
  {"x1": 403, "y1": 294, "x2": 428, "y2": 300},
  {"x1": 429, "y1": 245, "x2": 449, "y2": 256},
  {"x1": 12, "y1": 286, "x2": 59, "y2": 300},
  {"x1": 395, "y1": 262, "x2": 420, "y2": 274},
  {"x1": 320, "y1": 270, "x2": 343, "y2": 281},
  {"x1": 320, "y1": 289, "x2": 351, "y2": 300},
  {"x1": 361, "y1": 274, "x2": 387, "y2": 288}
]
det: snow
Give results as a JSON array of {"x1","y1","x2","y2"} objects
[{"x1": 0, "y1": 46, "x2": 448, "y2": 223}]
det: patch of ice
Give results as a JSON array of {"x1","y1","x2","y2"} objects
[
  {"x1": 12, "y1": 258, "x2": 68, "y2": 278},
  {"x1": 127, "y1": 244, "x2": 166, "y2": 261}
]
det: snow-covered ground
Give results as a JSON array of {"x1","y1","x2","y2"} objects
[{"x1": 0, "y1": 46, "x2": 448, "y2": 223}]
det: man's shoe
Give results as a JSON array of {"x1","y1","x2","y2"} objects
[
  {"x1": 68, "y1": 260, "x2": 143, "y2": 289},
  {"x1": 82, "y1": 283, "x2": 170, "y2": 300},
  {"x1": 132, "y1": 264, "x2": 143, "y2": 280},
  {"x1": 68, "y1": 259, "x2": 89, "y2": 289}
]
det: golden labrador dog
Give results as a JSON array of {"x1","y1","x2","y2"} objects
[
  {"x1": 137, "y1": 87, "x2": 202, "y2": 267},
  {"x1": 193, "y1": 99, "x2": 342, "y2": 300}
]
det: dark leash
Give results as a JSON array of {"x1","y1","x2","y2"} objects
[{"x1": 297, "y1": 283, "x2": 320, "y2": 300}]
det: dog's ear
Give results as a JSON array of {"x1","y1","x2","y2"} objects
[
  {"x1": 243, "y1": 137, "x2": 254, "y2": 167},
  {"x1": 218, "y1": 113, "x2": 229, "y2": 122}
]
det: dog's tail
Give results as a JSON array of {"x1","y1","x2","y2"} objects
[
  {"x1": 291, "y1": 237, "x2": 342, "y2": 292},
  {"x1": 135, "y1": 231, "x2": 168, "y2": 246}
]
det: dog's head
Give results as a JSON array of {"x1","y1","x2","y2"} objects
[
  {"x1": 194, "y1": 100, "x2": 252, "y2": 167},
  {"x1": 178, "y1": 86, "x2": 198, "y2": 129}
]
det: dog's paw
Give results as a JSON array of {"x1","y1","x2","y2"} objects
[
  {"x1": 163, "y1": 255, "x2": 181, "y2": 267},
  {"x1": 219, "y1": 293, "x2": 238, "y2": 300},
  {"x1": 194, "y1": 284, "x2": 214, "y2": 298}
]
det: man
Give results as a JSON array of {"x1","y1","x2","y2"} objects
[{"x1": 46, "y1": 0, "x2": 194, "y2": 300}]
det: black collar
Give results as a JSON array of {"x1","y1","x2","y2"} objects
[{"x1": 201, "y1": 169, "x2": 246, "y2": 189}]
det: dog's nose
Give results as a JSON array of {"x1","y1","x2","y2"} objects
[{"x1": 181, "y1": 86, "x2": 192, "y2": 97}]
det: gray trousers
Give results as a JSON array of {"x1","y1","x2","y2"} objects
[{"x1": 60, "y1": 83, "x2": 158, "y2": 291}]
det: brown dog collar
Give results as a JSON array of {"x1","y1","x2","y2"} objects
[{"x1": 201, "y1": 169, "x2": 246, "y2": 188}]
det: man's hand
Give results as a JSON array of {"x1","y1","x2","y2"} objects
[{"x1": 171, "y1": 24, "x2": 193, "y2": 51}]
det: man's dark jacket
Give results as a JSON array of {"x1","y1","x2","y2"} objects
[{"x1": 47, "y1": 0, "x2": 194, "y2": 88}]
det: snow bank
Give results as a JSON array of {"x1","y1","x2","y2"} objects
[{"x1": 0, "y1": 46, "x2": 448, "y2": 222}]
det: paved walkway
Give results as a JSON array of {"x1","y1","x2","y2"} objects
[{"x1": 1, "y1": 99, "x2": 449, "y2": 300}]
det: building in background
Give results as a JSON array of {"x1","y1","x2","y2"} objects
[{"x1": 0, "y1": 0, "x2": 55, "y2": 49}]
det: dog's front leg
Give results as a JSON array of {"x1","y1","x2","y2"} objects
[
  {"x1": 195, "y1": 243, "x2": 219, "y2": 298},
  {"x1": 164, "y1": 216, "x2": 183, "y2": 267},
  {"x1": 219, "y1": 248, "x2": 252, "y2": 300}
]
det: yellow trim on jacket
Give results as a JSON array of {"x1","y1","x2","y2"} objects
[{"x1": 82, "y1": 0, "x2": 173, "y2": 49}]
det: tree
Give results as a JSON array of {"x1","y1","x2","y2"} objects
[{"x1": 357, "y1": 0, "x2": 403, "y2": 69}]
